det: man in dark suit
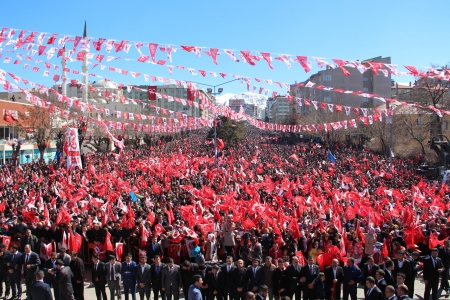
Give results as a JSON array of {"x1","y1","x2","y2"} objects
[
  {"x1": 0, "y1": 243, "x2": 11, "y2": 298},
  {"x1": 392, "y1": 251, "x2": 413, "y2": 297},
  {"x1": 206, "y1": 264, "x2": 224, "y2": 300},
  {"x1": 181, "y1": 260, "x2": 200, "y2": 298},
  {"x1": 439, "y1": 240, "x2": 450, "y2": 292},
  {"x1": 300, "y1": 255, "x2": 319, "y2": 300},
  {"x1": 43, "y1": 252, "x2": 59, "y2": 300},
  {"x1": 162, "y1": 257, "x2": 183, "y2": 300},
  {"x1": 273, "y1": 259, "x2": 288, "y2": 298},
  {"x1": 423, "y1": 248, "x2": 444, "y2": 300},
  {"x1": 257, "y1": 285, "x2": 269, "y2": 300},
  {"x1": 384, "y1": 285, "x2": 397, "y2": 300},
  {"x1": 197, "y1": 264, "x2": 211, "y2": 300},
  {"x1": 286, "y1": 256, "x2": 303, "y2": 300},
  {"x1": 146, "y1": 236, "x2": 163, "y2": 263},
  {"x1": 374, "y1": 270, "x2": 387, "y2": 295},
  {"x1": 21, "y1": 229, "x2": 40, "y2": 253},
  {"x1": 383, "y1": 261, "x2": 395, "y2": 286},
  {"x1": 70, "y1": 251, "x2": 85, "y2": 300},
  {"x1": 248, "y1": 259, "x2": 265, "y2": 293},
  {"x1": 151, "y1": 255, "x2": 166, "y2": 300},
  {"x1": 7, "y1": 244, "x2": 22, "y2": 300},
  {"x1": 343, "y1": 257, "x2": 362, "y2": 300},
  {"x1": 92, "y1": 254, "x2": 107, "y2": 300},
  {"x1": 221, "y1": 256, "x2": 236, "y2": 300},
  {"x1": 122, "y1": 253, "x2": 137, "y2": 300},
  {"x1": 361, "y1": 256, "x2": 379, "y2": 286},
  {"x1": 23, "y1": 244, "x2": 42, "y2": 300},
  {"x1": 364, "y1": 276, "x2": 383, "y2": 300},
  {"x1": 232, "y1": 259, "x2": 250, "y2": 300},
  {"x1": 49, "y1": 259, "x2": 75, "y2": 300},
  {"x1": 106, "y1": 255, "x2": 122, "y2": 300},
  {"x1": 325, "y1": 258, "x2": 344, "y2": 300},
  {"x1": 136, "y1": 255, "x2": 151, "y2": 300},
  {"x1": 29, "y1": 270, "x2": 53, "y2": 300},
  {"x1": 396, "y1": 284, "x2": 412, "y2": 300}
]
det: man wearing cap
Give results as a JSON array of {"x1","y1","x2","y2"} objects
[
  {"x1": 7, "y1": 244, "x2": 22, "y2": 300},
  {"x1": 57, "y1": 248, "x2": 71, "y2": 266},
  {"x1": 70, "y1": 251, "x2": 85, "y2": 300},
  {"x1": 49, "y1": 259, "x2": 75, "y2": 300},
  {"x1": 0, "y1": 243, "x2": 11, "y2": 298}
]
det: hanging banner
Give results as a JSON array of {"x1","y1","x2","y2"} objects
[
  {"x1": 148, "y1": 86, "x2": 157, "y2": 100},
  {"x1": 65, "y1": 127, "x2": 83, "y2": 170}
]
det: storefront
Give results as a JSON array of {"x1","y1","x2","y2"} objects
[
  {"x1": 0, "y1": 150, "x2": 13, "y2": 164},
  {"x1": 20, "y1": 148, "x2": 57, "y2": 164}
]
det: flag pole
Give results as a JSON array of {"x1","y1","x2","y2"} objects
[{"x1": 214, "y1": 113, "x2": 218, "y2": 169}]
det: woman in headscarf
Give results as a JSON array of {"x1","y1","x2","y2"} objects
[{"x1": 205, "y1": 233, "x2": 218, "y2": 262}]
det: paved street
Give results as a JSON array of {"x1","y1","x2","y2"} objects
[{"x1": 11, "y1": 267, "x2": 448, "y2": 300}]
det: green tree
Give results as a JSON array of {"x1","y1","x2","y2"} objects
[{"x1": 207, "y1": 116, "x2": 246, "y2": 146}]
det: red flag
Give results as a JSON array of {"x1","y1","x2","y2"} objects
[
  {"x1": 217, "y1": 139, "x2": 225, "y2": 150},
  {"x1": 340, "y1": 229, "x2": 347, "y2": 257},
  {"x1": 295, "y1": 251, "x2": 307, "y2": 265},
  {"x1": 316, "y1": 253, "x2": 325, "y2": 271},
  {"x1": 119, "y1": 213, "x2": 128, "y2": 229},
  {"x1": 382, "y1": 240, "x2": 389, "y2": 258},
  {"x1": 148, "y1": 86, "x2": 157, "y2": 101},
  {"x1": 55, "y1": 207, "x2": 71, "y2": 226},
  {"x1": 260, "y1": 52, "x2": 274, "y2": 69},
  {"x1": 40, "y1": 242, "x2": 52, "y2": 260},
  {"x1": 3, "y1": 110, "x2": 16, "y2": 123},
  {"x1": 115, "y1": 243, "x2": 124, "y2": 262},
  {"x1": 2, "y1": 236, "x2": 11, "y2": 250},
  {"x1": 154, "y1": 223, "x2": 166, "y2": 237},
  {"x1": 105, "y1": 231, "x2": 114, "y2": 251}
]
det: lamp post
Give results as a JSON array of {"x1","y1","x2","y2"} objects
[{"x1": 187, "y1": 78, "x2": 241, "y2": 169}]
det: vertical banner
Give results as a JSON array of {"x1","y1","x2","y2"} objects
[
  {"x1": 148, "y1": 86, "x2": 157, "y2": 100},
  {"x1": 65, "y1": 127, "x2": 83, "y2": 170}
]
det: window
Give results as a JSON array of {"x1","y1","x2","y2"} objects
[
  {"x1": 323, "y1": 75, "x2": 332, "y2": 81},
  {"x1": 363, "y1": 77, "x2": 369, "y2": 82},
  {"x1": 363, "y1": 87, "x2": 369, "y2": 92},
  {"x1": 363, "y1": 97, "x2": 368, "y2": 103},
  {"x1": 297, "y1": 89, "x2": 301, "y2": 95},
  {"x1": 324, "y1": 97, "x2": 332, "y2": 102},
  {"x1": 416, "y1": 118, "x2": 422, "y2": 126},
  {"x1": 444, "y1": 121, "x2": 449, "y2": 131}
]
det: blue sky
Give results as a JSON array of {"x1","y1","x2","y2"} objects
[{"x1": 1, "y1": 0, "x2": 448, "y2": 96}]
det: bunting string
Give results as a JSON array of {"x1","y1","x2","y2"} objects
[{"x1": 0, "y1": 26, "x2": 447, "y2": 79}]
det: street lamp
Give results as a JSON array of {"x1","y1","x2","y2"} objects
[{"x1": 187, "y1": 78, "x2": 241, "y2": 169}]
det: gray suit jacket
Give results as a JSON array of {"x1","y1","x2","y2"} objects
[
  {"x1": 55, "y1": 266, "x2": 74, "y2": 296},
  {"x1": 161, "y1": 264, "x2": 183, "y2": 290},
  {"x1": 136, "y1": 263, "x2": 151, "y2": 285},
  {"x1": 106, "y1": 262, "x2": 122, "y2": 285}
]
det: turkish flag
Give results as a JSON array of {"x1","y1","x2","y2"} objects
[
  {"x1": 105, "y1": 231, "x2": 113, "y2": 251},
  {"x1": 148, "y1": 86, "x2": 157, "y2": 101},
  {"x1": 154, "y1": 223, "x2": 166, "y2": 237},
  {"x1": 2, "y1": 236, "x2": 11, "y2": 250},
  {"x1": 3, "y1": 110, "x2": 16, "y2": 123},
  {"x1": 217, "y1": 139, "x2": 225, "y2": 150},
  {"x1": 115, "y1": 243, "x2": 124, "y2": 262},
  {"x1": 40, "y1": 242, "x2": 52, "y2": 260}
]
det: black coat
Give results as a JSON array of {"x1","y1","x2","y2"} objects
[
  {"x1": 392, "y1": 259, "x2": 413, "y2": 282},
  {"x1": 273, "y1": 267, "x2": 288, "y2": 292},
  {"x1": 206, "y1": 271, "x2": 225, "y2": 294},
  {"x1": 324, "y1": 266, "x2": 344, "y2": 290},
  {"x1": 232, "y1": 267, "x2": 249, "y2": 292},
  {"x1": 300, "y1": 264, "x2": 319, "y2": 288},
  {"x1": 70, "y1": 257, "x2": 85, "y2": 283},
  {"x1": 376, "y1": 279, "x2": 387, "y2": 295},
  {"x1": 150, "y1": 263, "x2": 166, "y2": 289},
  {"x1": 0, "y1": 250, "x2": 11, "y2": 275},
  {"x1": 365, "y1": 286, "x2": 383, "y2": 300},
  {"x1": 314, "y1": 280, "x2": 327, "y2": 300},
  {"x1": 55, "y1": 266, "x2": 74, "y2": 296},
  {"x1": 361, "y1": 263, "x2": 380, "y2": 284},
  {"x1": 23, "y1": 251, "x2": 41, "y2": 279},
  {"x1": 92, "y1": 261, "x2": 107, "y2": 284},
  {"x1": 181, "y1": 263, "x2": 199, "y2": 288},
  {"x1": 28, "y1": 280, "x2": 53, "y2": 300},
  {"x1": 286, "y1": 264, "x2": 303, "y2": 293},
  {"x1": 146, "y1": 243, "x2": 163, "y2": 261},
  {"x1": 423, "y1": 256, "x2": 444, "y2": 283},
  {"x1": 220, "y1": 264, "x2": 236, "y2": 291}
]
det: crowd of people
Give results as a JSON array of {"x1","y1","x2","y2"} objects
[{"x1": 0, "y1": 127, "x2": 449, "y2": 300}]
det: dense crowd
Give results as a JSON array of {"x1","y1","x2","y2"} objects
[{"x1": 0, "y1": 127, "x2": 449, "y2": 300}]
